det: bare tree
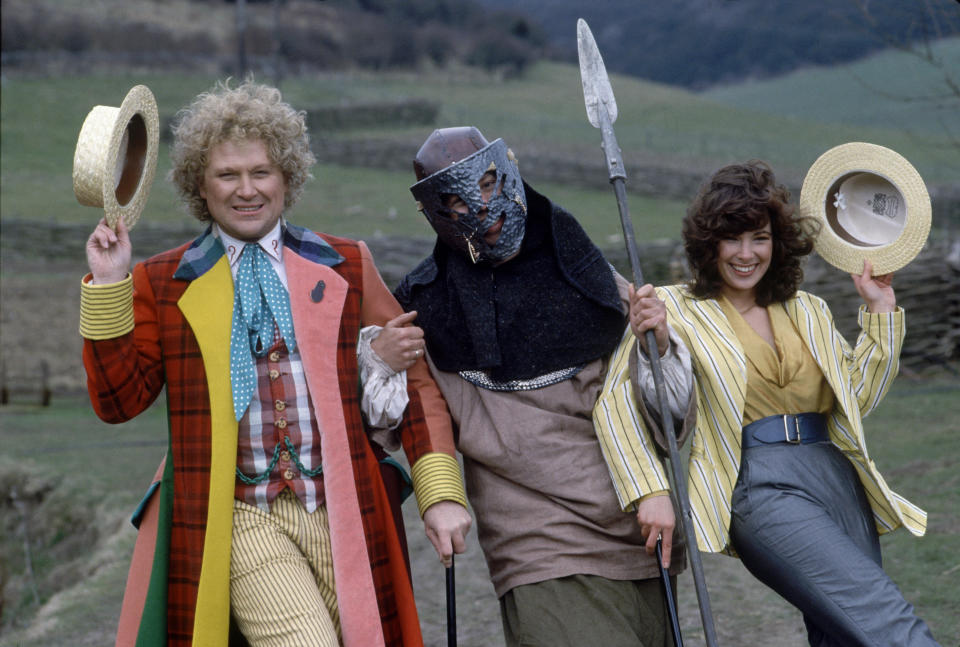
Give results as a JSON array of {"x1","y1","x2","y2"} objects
[{"x1": 849, "y1": 0, "x2": 960, "y2": 148}]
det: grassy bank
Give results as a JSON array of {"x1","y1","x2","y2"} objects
[
  {"x1": 1, "y1": 375, "x2": 957, "y2": 645},
  {"x1": 3, "y1": 61, "x2": 958, "y2": 247}
]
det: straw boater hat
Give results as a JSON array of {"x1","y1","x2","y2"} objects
[
  {"x1": 73, "y1": 85, "x2": 159, "y2": 230},
  {"x1": 799, "y1": 142, "x2": 931, "y2": 275}
]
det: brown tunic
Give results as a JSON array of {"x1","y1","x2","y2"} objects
[{"x1": 429, "y1": 351, "x2": 684, "y2": 597}]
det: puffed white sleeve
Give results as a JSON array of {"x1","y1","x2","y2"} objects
[
  {"x1": 632, "y1": 324, "x2": 693, "y2": 425},
  {"x1": 357, "y1": 324, "x2": 408, "y2": 451}
]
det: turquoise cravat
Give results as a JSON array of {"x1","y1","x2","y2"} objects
[{"x1": 229, "y1": 243, "x2": 297, "y2": 421}]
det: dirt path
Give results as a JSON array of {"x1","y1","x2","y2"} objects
[
  {"x1": 401, "y1": 496, "x2": 809, "y2": 647},
  {"x1": 1, "y1": 252, "x2": 809, "y2": 646},
  {"x1": 0, "y1": 238, "x2": 925, "y2": 646}
]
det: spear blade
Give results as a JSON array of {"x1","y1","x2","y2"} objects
[
  {"x1": 578, "y1": 18, "x2": 626, "y2": 182},
  {"x1": 576, "y1": 16, "x2": 720, "y2": 647},
  {"x1": 577, "y1": 18, "x2": 618, "y2": 129}
]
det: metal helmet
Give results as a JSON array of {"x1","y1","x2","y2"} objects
[{"x1": 410, "y1": 127, "x2": 527, "y2": 264}]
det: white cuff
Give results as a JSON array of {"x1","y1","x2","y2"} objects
[
  {"x1": 634, "y1": 324, "x2": 693, "y2": 423},
  {"x1": 358, "y1": 325, "x2": 408, "y2": 451}
]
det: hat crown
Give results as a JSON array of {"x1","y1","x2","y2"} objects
[
  {"x1": 72, "y1": 85, "x2": 159, "y2": 229},
  {"x1": 831, "y1": 172, "x2": 906, "y2": 246}
]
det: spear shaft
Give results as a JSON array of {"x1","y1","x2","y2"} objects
[{"x1": 577, "y1": 18, "x2": 719, "y2": 647}]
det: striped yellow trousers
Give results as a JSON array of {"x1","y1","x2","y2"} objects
[{"x1": 231, "y1": 490, "x2": 341, "y2": 647}]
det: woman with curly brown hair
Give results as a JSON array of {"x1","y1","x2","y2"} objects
[{"x1": 596, "y1": 160, "x2": 939, "y2": 645}]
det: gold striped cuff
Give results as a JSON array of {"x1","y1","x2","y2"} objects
[
  {"x1": 410, "y1": 452, "x2": 468, "y2": 517},
  {"x1": 79, "y1": 273, "x2": 135, "y2": 340},
  {"x1": 638, "y1": 489, "x2": 669, "y2": 503},
  {"x1": 859, "y1": 305, "x2": 904, "y2": 328}
]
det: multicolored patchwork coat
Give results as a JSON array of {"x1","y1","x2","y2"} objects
[{"x1": 81, "y1": 224, "x2": 465, "y2": 647}]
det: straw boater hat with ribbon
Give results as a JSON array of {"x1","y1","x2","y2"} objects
[
  {"x1": 799, "y1": 142, "x2": 931, "y2": 275},
  {"x1": 73, "y1": 85, "x2": 159, "y2": 230}
]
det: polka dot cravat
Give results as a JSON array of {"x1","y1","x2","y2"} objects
[{"x1": 229, "y1": 243, "x2": 297, "y2": 421}]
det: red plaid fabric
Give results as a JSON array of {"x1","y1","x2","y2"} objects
[
  {"x1": 84, "y1": 233, "x2": 434, "y2": 646},
  {"x1": 84, "y1": 242, "x2": 212, "y2": 643}
]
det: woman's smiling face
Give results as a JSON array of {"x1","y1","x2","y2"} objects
[{"x1": 716, "y1": 223, "x2": 773, "y2": 301}]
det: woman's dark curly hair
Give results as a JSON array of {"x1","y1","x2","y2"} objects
[{"x1": 682, "y1": 160, "x2": 820, "y2": 305}]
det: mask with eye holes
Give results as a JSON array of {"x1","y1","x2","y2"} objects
[{"x1": 411, "y1": 127, "x2": 527, "y2": 264}]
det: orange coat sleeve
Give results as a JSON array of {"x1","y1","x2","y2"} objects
[{"x1": 357, "y1": 241, "x2": 466, "y2": 514}]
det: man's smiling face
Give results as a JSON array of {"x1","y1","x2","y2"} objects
[{"x1": 200, "y1": 138, "x2": 287, "y2": 242}]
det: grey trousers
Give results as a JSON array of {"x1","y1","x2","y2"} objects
[
  {"x1": 500, "y1": 574, "x2": 677, "y2": 647},
  {"x1": 730, "y1": 441, "x2": 940, "y2": 647}
]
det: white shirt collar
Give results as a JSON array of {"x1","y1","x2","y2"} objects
[{"x1": 215, "y1": 219, "x2": 284, "y2": 268}]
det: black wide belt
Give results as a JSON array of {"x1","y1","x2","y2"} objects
[{"x1": 742, "y1": 413, "x2": 829, "y2": 449}]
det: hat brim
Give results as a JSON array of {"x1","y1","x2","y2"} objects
[
  {"x1": 72, "y1": 85, "x2": 159, "y2": 230},
  {"x1": 799, "y1": 142, "x2": 930, "y2": 275}
]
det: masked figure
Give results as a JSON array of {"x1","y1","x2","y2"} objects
[{"x1": 396, "y1": 127, "x2": 695, "y2": 647}]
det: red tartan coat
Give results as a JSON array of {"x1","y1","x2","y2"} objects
[{"x1": 83, "y1": 226, "x2": 455, "y2": 647}]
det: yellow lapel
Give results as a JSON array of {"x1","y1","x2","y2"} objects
[
  {"x1": 782, "y1": 295, "x2": 852, "y2": 417},
  {"x1": 178, "y1": 256, "x2": 235, "y2": 647},
  {"x1": 687, "y1": 295, "x2": 748, "y2": 423}
]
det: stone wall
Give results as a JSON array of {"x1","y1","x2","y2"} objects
[
  {"x1": 310, "y1": 136, "x2": 960, "y2": 224},
  {"x1": 1, "y1": 220, "x2": 955, "y2": 400},
  {"x1": 801, "y1": 241, "x2": 960, "y2": 373},
  {"x1": 311, "y1": 135, "x2": 710, "y2": 201}
]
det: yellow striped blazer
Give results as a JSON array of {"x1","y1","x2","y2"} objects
[{"x1": 594, "y1": 286, "x2": 927, "y2": 555}]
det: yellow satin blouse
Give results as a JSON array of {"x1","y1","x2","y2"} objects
[{"x1": 720, "y1": 296, "x2": 834, "y2": 425}]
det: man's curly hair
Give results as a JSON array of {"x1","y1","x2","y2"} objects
[
  {"x1": 682, "y1": 160, "x2": 820, "y2": 305},
  {"x1": 169, "y1": 79, "x2": 316, "y2": 222}
]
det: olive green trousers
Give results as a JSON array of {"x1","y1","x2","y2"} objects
[{"x1": 500, "y1": 573, "x2": 677, "y2": 647}]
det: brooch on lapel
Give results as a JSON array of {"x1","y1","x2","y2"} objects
[{"x1": 310, "y1": 280, "x2": 325, "y2": 303}]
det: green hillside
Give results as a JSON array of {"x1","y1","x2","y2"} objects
[
  {"x1": 705, "y1": 37, "x2": 960, "y2": 139},
  {"x1": 480, "y1": 0, "x2": 960, "y2": 89},
  {"x1": 2, "y1": 59, "x2": 957, "y2": 248}
]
